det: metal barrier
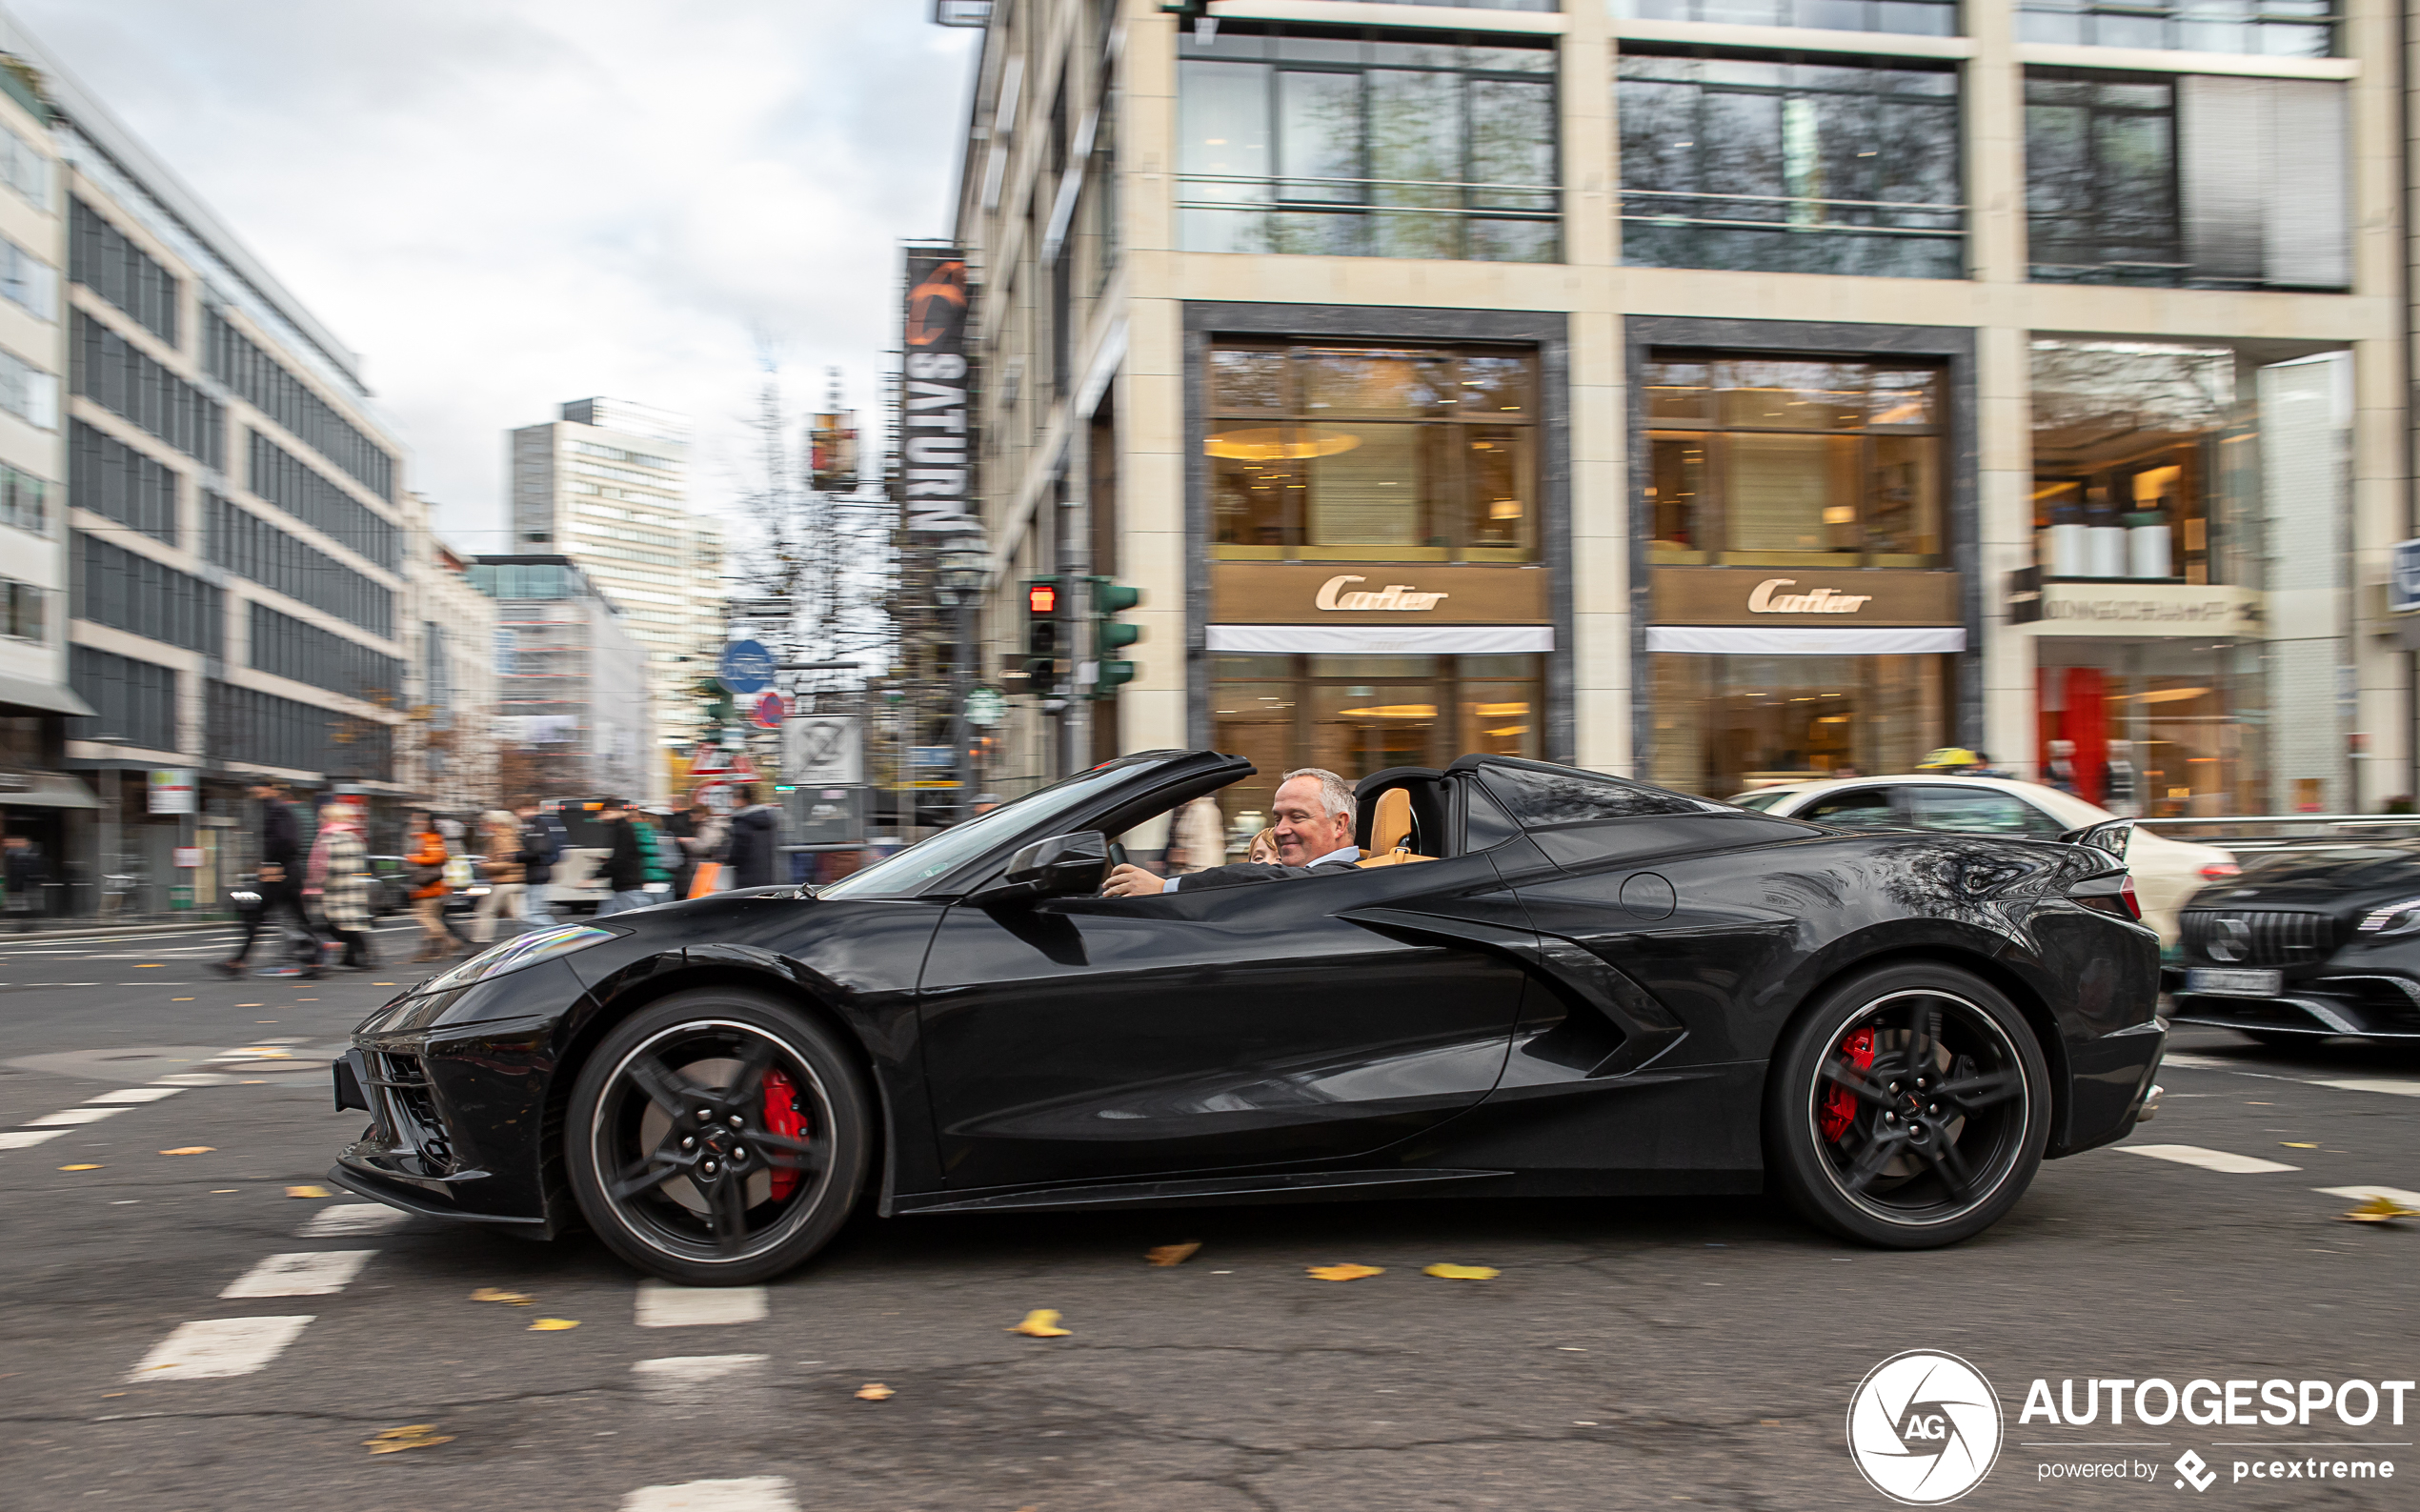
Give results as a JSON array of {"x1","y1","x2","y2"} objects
[{"x1": 2130, "y1": 814, "x2": 2420, "y2": 854}]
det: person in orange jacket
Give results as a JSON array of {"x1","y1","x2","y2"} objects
[{"x1": 404, "y1": 812, "x2": 463, "y2": 961}]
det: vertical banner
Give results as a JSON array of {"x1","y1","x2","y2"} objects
[{"x1": 901, "y1": 249, "x2": 979, "y2": 537}]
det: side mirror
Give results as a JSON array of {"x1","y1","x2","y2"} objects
[{"x1": 966, "y1": 830, "x2": 1111, "y2": 907}]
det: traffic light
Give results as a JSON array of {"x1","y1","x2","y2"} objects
[
  {"x1": 1090, "y1": 576, "x2": 1141, "y2": 696},
  {"x1": 1023, "y1": 577, "x2": 1061, "y2": 685}
]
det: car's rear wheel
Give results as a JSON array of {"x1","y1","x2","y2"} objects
[
  {"x1": 565, "y1": 989, "x2": 872, "y2": 1285},
  {"x1": 1765, "y1": 963, "x2": 2048, "y2": 1248}
]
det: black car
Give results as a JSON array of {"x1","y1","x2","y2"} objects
[
  {"x1": 2170, "y1": 841, "x2": 2420, "y2": 1044},
  {"x1": 328, "y1": 750, "x2": 2163, "y2": 1284}
]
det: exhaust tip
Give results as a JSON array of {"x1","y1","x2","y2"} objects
[{"x1": 2136, "y1": 1082, "x2": 2164, "y2": 1122}]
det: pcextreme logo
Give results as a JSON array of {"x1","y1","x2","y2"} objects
[{"x1": 1847, "y1": 1351, "x2": 2006, "y2": 1505}]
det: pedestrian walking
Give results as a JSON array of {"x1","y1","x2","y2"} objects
[
  {"x1": 472, "y1": 808, "x2": 526, "y2": 944},
  {"x1": 514, "y1": 797, "x2": 565, "y2": 927},
  {"x1": 682, "y1": 801, "x2": 729, "y2": 897},
  {"x1": 304, "y1": 801, "x2": 375, "y2": 970},
  {"x1": 405, "y1": 811, "x2": 467, "y2": 959},
  {"x1": 216, "y1": 779, "x2": 318, "y2": 977},
  {"x1": 594, "y1": 798, "x2": 653, "y2": 917},
  {"x1": 4, "y1": 834, "x2": 49, "y2": 931},
  {"x1": 724, "y1": 784, "x2": 782, "y2": 889}
]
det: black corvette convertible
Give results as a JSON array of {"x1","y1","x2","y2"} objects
[{"x1": 330, "y1": 751, "x2": 2164, "y2": 1284}]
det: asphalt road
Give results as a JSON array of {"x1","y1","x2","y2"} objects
[{"x1": 1, "y1": 924, "x2": 2415, "y2": 1511}]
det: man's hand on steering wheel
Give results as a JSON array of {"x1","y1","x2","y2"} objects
[{"x1": 1100, "y1": 862, "x2": 1168, "y2": 897}]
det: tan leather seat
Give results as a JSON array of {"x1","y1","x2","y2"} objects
[{"x1": 1356, "y1": 787, "x2": 1436, "y2": 868}]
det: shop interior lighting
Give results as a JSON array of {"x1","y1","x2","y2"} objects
[
  {"x1": 1472, "y1": 703, "x2": 1530, "y2": 717},
  {"x1": 1203, "y1": 427, "x2": 1363, "y2": 461},
  {"x1": 1338, "y1": 704, "x2": 1440, "y2": 719}
]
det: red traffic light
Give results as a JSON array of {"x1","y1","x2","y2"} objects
[{"x1": 1028, "y1": 582, "x2": 1058, "y2": 615}]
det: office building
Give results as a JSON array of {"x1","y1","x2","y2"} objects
[
  {"x1": 469, "y1": 554, "x2": 654, "y2": 803},
  {"x1": 948, "y1": 0, "x2": 2402, "y2": 821},
  {"x1": 508, "y1": 399, "x2": 725, "y2": 778},
  {"x1": 404, "y1": 534, "x2": 498, "y2": 814}
]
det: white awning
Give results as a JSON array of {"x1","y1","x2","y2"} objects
[
  {"x1": 1646, "y1": 625, "x2": 1967, "y2": 655},
  {"x1": 1206, "y1": 624, "x2": 1554, "y2": 655}
]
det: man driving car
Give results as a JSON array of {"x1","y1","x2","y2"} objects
[{"x1": 1100, "y1": 768, "x2": 1361, "y2": 897}]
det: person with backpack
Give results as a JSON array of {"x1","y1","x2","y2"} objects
[
  {"x1": 723, "y1": 784, "x2": 782, "y2": 889},
  {"x1": 595, "y1": 798, "x2": 653, "y2": 917},
  {"x1": 405, "y1": 812, "x2": 464, "y2": 961},
  {"x1": 514, "y1": 797, "x2": 566, "y2": 927}
]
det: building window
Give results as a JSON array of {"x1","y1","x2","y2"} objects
[
  {"x1": 248, "y1": 430, "x2": 401, "y2": 571},
  {"x1": 206, "y1": 494, "x2": 394, "y2": 638},
  {"x1": 2018, "y1": 0, "x2": 2335, "y2": 56},
  {"x1": 2025, "y1": 70, "x2": 2348, "y2": 289},
  {"x1": 69, "y1": 199, "x2": 176, "y2": 345},
  {"x1": 1, "y1": 579, "x2": 43, "y2": 641},
  {"x1": 1213, "y1": 653, "x2": 1544, "y2": 827},
  {"x1": 70, "y1": 421, "x2": 179, "y2": 546},
  {"x1": 209, "y1": 679, "x2": 393, "y2": 781},
  {"x1": 0, "y1": 235, "x2": 56, "y2": 322},
  {"x1": 74, "y1": 532, "x2": 224, "y2": 656},
  {"x1": 71, "y1": 312, "x2": 223, "y2": 463},
  {"x1": 1178, "y1": 27, "x2": 1559, "y2": 263},
  {"x1": 69, "y1": 646, "x2": 179, "y2": 754},
  {"x1": 1651, "y1": 652, "x2": 1949, "y2": 795},
  {"x1": 1614, "y1": 0, "x2": 1953, "y2": 33},
  {"x1": 1619, "y1": 53, "x2": 1963, "y2": 278},
  {"x1": 2030, "y1": 340, "x2": 2247, "y2": 584},
  {"x1": 1208, "y1": 339, "x2": 1540, "y2": 561},
  {"x1": 0, "y1": 122, "x2": 49, "y2": 208},
  {"x1": 0, "y1": 462, "x2": 47, "y2": 534},
  {"x1": 1644, "y1": 353, "x2": 1946, "y2": 567},
  {"x1": 0, "y1": 346, "x2": 58, "y2": 430},
  {"x1": 203, "y1": 308, "x2": 394, "y2": 501},
  {"x1": 252, "y1": 602, "x2": 403, "y2": 703}
]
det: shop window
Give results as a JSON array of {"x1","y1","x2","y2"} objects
[
  {"x1": 2029, "y1": 340, "x2": 2248, "y2": 583},
  {"x1": 1614, "y1": 0, "x2": 1954, "y2": 32},
  {"x1": 1178, "y1": 26, "x2": 1559, "y2": 263},
  {"x1": 1212, "y1": 653, "x2": 1543, "y2": 828},
  {"x1": 1650, "y1": 652, "x2": 1951, "y2": 795},
  {"x1": 2037, "y1": 644, "x2": 2267, "y2": 817},
  {"x1": 2018, "y1": 0, "x2": 2335, "y2": 56},
  {"x1": 1209, "y1": 339, "x2": 1538, "y2": 561},
  {"x1": 1618, "y1": 53, "x2": 1963, "y2": 279},
  {"x1": 1644, "y1": 353, "x2": 1944, "y2": 567},
  {"x1": 2025, "y1": 71, "x2": 2348, "y2": 290}
]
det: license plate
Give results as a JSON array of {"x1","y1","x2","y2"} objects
[{"x1": 2185, "y1": 968, "x2": 2282, "y2": 998}]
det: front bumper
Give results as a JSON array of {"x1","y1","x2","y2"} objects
[{"x1": 2170, "y1": 976, "x2": 2420, "y2": 1040}]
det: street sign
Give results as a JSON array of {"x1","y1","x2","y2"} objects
[
  {"x1": 2393, "y1": 539, "x2": 2420, "y2": 615},
  {"x1": 965, "y1": 686, "x2": 1006, "y2": 726},
  {"x1": 910, "y1": 745, "x2": 957, "y2": 768},
  {"x1": 717, "y1": 638, "x2": 776, "y2": 695},
  {"x1": 147, "y1": 769, "x2": 196, "y2": 815},
  {"x1": 781, "y1": 716, "x2": 862, "y2": 785},
  {"x1": 784, "y1": 784, "x2": 868, "y2": 846},
  {"x1": 752, "y1": 691, "x2": 788, "y2": 729}
]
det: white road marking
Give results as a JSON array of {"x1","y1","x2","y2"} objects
[
  {"x1": 151, "y1": 1074, "x2": 234, "y2": 1086},
  {"x1": 298, "y1": 1203, "x2": 410, "y2": 1239},
  {"x1": 2315, "y1": 1185, "x2": 2420, "y2": 1207},
  {"x1": 24, "y1": 1106, "x2": 121, "y2": 1126},
  {"x1": 621, "y1": 1477, "x2": 798, "y2": 1512},
  {"x1": 129, "y1": 1316, "x2": 314, "y2": 1381},
  {"x1": 635, "y1": 1280, "x2": 770, "y2": 1327},
  {"x1": 634, "y1": 1355, "x2": 771, "y2": 1386},
  {"x1": 2119, "y1": 1143, "x2": 2301, "y2": 1175},
  {"x1": 220, "y1": 1250, "x2": 377, "y2": 1299},
  {"x1": 85, "y1": 1087, "x2": 185, "y2": 1104},
  {"x1": 0, "y1": 1128, "x2": 64, "y2": 1149},
  {"x1": 2310, "y1": 1079, "x2": 2420, "y2": 1098},
  {"x1": 2157, "y1": 1053, "x2": 2237, "y2": 1069}
]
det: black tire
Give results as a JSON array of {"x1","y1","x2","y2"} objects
[
  {"x1": 1765, "y1": 962, "x2": 2050, "y2": 1249},
  {"x1": 565, "y1": 988, "x2": 873, "y2": 1285}
]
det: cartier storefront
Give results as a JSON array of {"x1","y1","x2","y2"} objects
[
  {"x1": 1187, "y1": 306, "x2": 1568, "y2": 830},
  {"x1": 1632, "y1": 320, "x2": 1978, "y2": 796}
]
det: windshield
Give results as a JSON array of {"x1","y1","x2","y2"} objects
[
  {"x1": 817, "y1": 758, "x2": 1168, "y2": 899},
  {"x1": 1730, "y1": 789, "x2": 1792, "y2": 812}
]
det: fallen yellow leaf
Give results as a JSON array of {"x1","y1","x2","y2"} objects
[
  {"x1": 2339, "y1": 1195, "x2": 2419, "y2": 1224},
  {"x1": 2282, "y1": 1142, "x2": 2317, "y2": 1149},
  {"x1": 527, "y1": 1318, "x2": 579, "y2": 1331},
  {"x1": 1009, "y1": 1308, "x2": 1072, "y2": 1338},
  {"x1": 58, "y1": 1164, "x2": 102, "y2": 1171},
  {"x1": 1423, "y1": 1263, "x2": 1501, "y2": 1280},
  {"x1": 471, "y1": 1287, "x2": 535, "y2": 1305},
  {"x1": 159, "y1": 1147, "x2": 213, "y2": 1156},
  {"x1": 855, "y1": 1382, "x2": 896, "y2": 1401},
  {"x1": 1306, "y1": 1263, "x2": 1384, "y2": 1281},
  {"x1": 363, "y1": 1423, "x2": 454, "y2": 1454},
  {"x1": 1146, "y1": 1241, "x2": 1201, "y2": 1267},
  {"x1": 286, "y1": 1185, "x2": 332, "y2": 1199}
]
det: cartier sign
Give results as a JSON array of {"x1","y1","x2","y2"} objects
[
  {"x1": 1213, "y1": 563, "x2": 1548, "y2": 625},
  {"x1": 1652, "y1": 567, "x2": 1961, "y2": 627}
]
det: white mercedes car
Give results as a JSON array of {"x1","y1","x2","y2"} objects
[{"x1": 1731, "y1": 775, "x2": 2235, "y2": 947}]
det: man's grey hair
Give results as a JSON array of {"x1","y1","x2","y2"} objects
[{"x1": 1280, "y1": 767, "x2": 1357, "y2": 826}]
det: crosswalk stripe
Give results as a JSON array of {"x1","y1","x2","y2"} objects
[
  {"x1": 2315, "y1": 1184, "x2": 2420, "y2": 1207},
  {"x1": 25, "y1": 1106, "x2": 122, "y2": 1127},
  {"x1": 633, "y1": 1355, "x2": 771, "y2": 1387},
  {"x1": 298, "y1": 1203, "x2": 409, "y2": 1239},
  {"x1": 128, "y1": 1316, "x2": 314, "y2": 1381},
  {"x1": 2310, "y1": 1079, "x2": 2420, "y2": 1098},
  {"x1": 220, "y1": 1251, "x2": 377, "y2": 1299},
  {"x1": 621, "y1": 1477, "x2": 798, "y2": 1512},
  {"x1": 84, "y1": 1087, "x2": 186, "y2": 1104},
  {"x1": 0, "y1": 1128, "x2": 64, "y2": 1149},
  {"x1": 635, "y1": 1280, "x2": 769, "y2": 1327},
  {"x1": 2119, "y1": 1143, "x2": 2301, "y2": 1175}
]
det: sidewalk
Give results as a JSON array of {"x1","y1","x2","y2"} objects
[{"x1": 3, "y1": 916, "x2": 241, "y2": 944}]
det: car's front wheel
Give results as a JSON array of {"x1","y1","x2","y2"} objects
[
  {"x1": 565, "y1": 989, "x2": 872, "y2": 1285},
  {"x1": 1765, "y1": 962, "x2": 2049, "y2": 1248}
]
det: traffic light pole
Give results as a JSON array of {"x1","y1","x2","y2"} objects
[{"x1": 1059, "y1": 424, "x2": 1091, "y2": 779}]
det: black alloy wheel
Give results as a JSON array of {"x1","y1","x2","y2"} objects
[
  {"x1": 1765, "y1": 963, "x2": 2048, "y2": 1248},
  {"x1": 565, "y1": 989, "x2": 872, "y2": 1285}
]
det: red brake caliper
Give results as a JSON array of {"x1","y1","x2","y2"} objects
[
  {"x1": 762, "y1": 1070, "x2": 808, "y2": 1200},
  {"x1": 1821, "y1": 1028, "x2": 1876, "y2": 1142}
]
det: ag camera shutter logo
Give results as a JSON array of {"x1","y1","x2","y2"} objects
[{"x1": 1847, "y1": 1351, "x2": 2005, "y2": 1504}]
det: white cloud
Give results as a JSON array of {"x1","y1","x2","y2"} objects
[{"x1": 11, "y1": 0, "x2": 977, "y2": 554}]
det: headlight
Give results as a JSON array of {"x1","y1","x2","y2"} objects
[
  {"x1": 2356, "y1": 897, "x2": 2420, "y2": 937},
  {"x1": 417, "y1": 924, "x2": 618, "y2": 994}
]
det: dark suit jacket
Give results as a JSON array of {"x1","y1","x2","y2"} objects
[{"x1": 1168, "y1": 855, "x2": 1359, "y2": 893}]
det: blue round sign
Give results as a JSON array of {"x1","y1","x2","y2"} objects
[{"x1": 718, "y1": 638, "x2": 776, "y2": 695}]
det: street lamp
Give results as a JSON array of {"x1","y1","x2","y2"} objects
[{"x1": 937, "y1": 541, "x2": 993, "y2": 822}]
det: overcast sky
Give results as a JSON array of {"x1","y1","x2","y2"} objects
[{"x1": 11, "y1": 0, "x2": 978, "y2": 553}]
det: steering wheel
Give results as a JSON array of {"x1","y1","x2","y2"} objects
[{"x1": 1107, "y1": 840, "x2": 1129, "y2": 869}]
